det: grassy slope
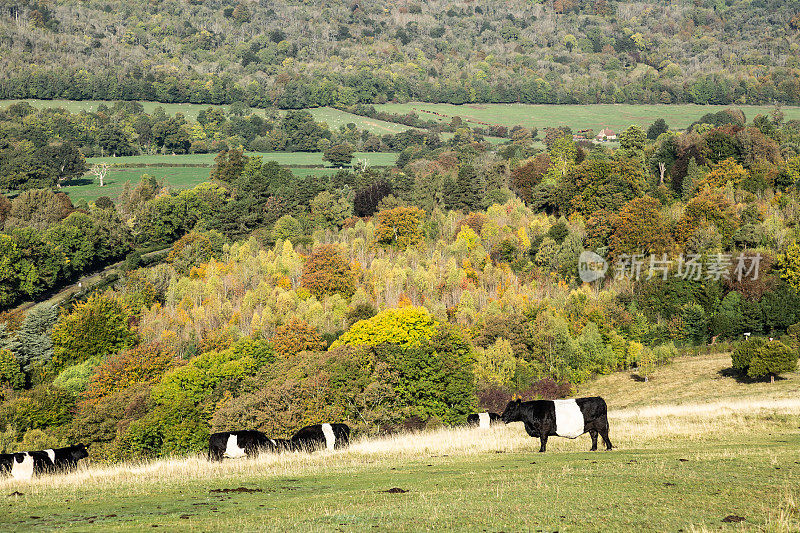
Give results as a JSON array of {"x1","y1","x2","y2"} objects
[
  {"x1": 373, "y1": 103, "x2": 800, "y2": 132},
  {"x1": 1, "y1": 354, "x2": 799, "y2": 532}
]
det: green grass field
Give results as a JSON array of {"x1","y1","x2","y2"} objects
[
  {"x1": 0, "y1": 99, "x2": 246, "y2": 122},
  {"x1": 373, "y1": 102, "x2": 800, "y2": 133},
  {"x1": 2, "y1": 354, "x2": 798, "y2": 532},
  {"x1": 65, "y1": 151, "x2": 398, "y2": 203},
  {"x1": 84, "y1": 152, "x2": 397, "y2": 167}
]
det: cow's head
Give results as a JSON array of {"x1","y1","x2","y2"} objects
[
  {"x1": 71, "y1": 444, "x2": 90, "y2": 461},
  {"x1": 501, "y1": 399, "x2": 523, "y2": 424}
]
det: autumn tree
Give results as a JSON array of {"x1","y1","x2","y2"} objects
[
  {"x1": 374, "y1": 206, "x2": 425, "y2": 248},
  {"x1": 270, "y1": 318, "x2": 325, "y2": 357},
  {"x1": 510, "y1": 154, "x2": 551, "y2": 204},
  {"x1": 211, "y1": 147, "x2": 248, "y2": 183},
  {"x1": 701, "y1": 158, "x2": 748, "y2": 188},
  {"x1": 609, "y1": 196, "x2": 672, "y2": 259},
  {"x1": 300, "y1": 244, "x2": 356, "y2": 299}
]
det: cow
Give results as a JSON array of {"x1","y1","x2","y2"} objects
[
  {"x1": 501, "y1": 397, "x2": 613, "y2": 453},
  {"x1": 466, "y1": 412, "x2": 502, "y2": 429},
  {"x1": 209, "y1": 430, "x2": 281, "y2": 461},
  {"x1": 10, "y1": 451, "x2": 54, "y2": 480},
  {"x1": 291, "y1": 423, "x2": 350, "y2": 452},
  {"x1": 208, "y1": 431, "x2": 297, "y2": 461},
  {"x1": 44, "y1": 444, "x2": 90, "y2": 473}
]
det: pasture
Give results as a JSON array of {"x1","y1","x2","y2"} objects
[
  {"x1": 2, "y1": 354, "x2": 798, "y2": 532},
  {"x1": 64, "y1": 152, "x2": 397, "y2": 203},
  {"x1": 373, "y1": 103, "x2": 800, "y2": 133},
  {"x1": 0, "y1": 100, "x2": 242, "y2": 122}
]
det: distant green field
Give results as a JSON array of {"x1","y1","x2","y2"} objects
[
  {"x1": 0, "y1": 99, "x2": 246, "y2": 122},
  {"x1": 85, "y1": 152, "x2": 397, "y2": 167},
  {"x1": 373, "y1": 102, "x2": 800, "y2": 133},
  {"x1": 307, "y1": 107, "x2": 410, "y2": 134},
  {"x1": 68, "y1": 152, "x2": 397, "y2": 203}
]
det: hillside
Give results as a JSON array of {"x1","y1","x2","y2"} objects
[
  {"x1": 1, "y1": 352, "x2": 798, "y2": 532},
  {"x1": 3, "y1": 0, "x2": 800, "y2": 106},
  {"x1": 580, "y1": 352, "x2": 800, "y2": 409}
]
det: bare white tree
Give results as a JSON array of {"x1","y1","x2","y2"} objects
[{"x1": 90, "y1": 162, "x2": 110, "y2": 187}]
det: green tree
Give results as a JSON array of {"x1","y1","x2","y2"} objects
[
  {"x1": 0, "y1": 348, "x2": 24, "y2": 389},
  {"x1": 323, "y1": 143, "x2": 355, "y2": 167},
  {"x1": 50, "y1": 293, "x2": 136, "y2": 370}
]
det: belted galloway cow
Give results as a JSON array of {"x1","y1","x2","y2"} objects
[{"x1": 501, "y1": 397, "x2": 613, "y2": 452}]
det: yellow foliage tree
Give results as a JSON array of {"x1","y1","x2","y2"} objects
[{"x1": 374, "y1": 206, "x2": 425, "y2": 248}]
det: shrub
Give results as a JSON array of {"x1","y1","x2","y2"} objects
[
  {"x1": 746, "y1": 340, "x2": 798, "y2": 381},
  {"x1": 82, "y1": 344, "x2": 180, "y2": 403},
  {"x1": 0, "y1": 385, "x2": 75, "y2": 432},
  {"x1": 474, "y1": 337, "x2": 516, "y2": 387},
  {"x1": 53, "y1": 357, "x2": 101, "y2": 394},
  {"x1": 300, "y1": 244, "x2": 356, "y2": 299},
  {"x1": 0, "y1": 349, "x2": 24, "y2": 390},
  {"x1": 731, "y1": 337, "x2": 767, "y2": 373}
]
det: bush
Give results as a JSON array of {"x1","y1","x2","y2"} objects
[
  {"x1": 82, "y1": 344, "x2": 180, "y2": 403},
  {"x1": 270, "y1": 318, "x2": 324, "y2": 357},
  {"x1": 747, "y1": 340, "x2": 798, "y2": 380},
  {"x1": 53, "y1": 357, "x2": 101, "y2": 394},
  {"x1": 731, "y1": 337, "x2": 767, "y2": 372},
  {"x1": 0, "y1": 349, "x2": 24, "y2": 390},
  {"x1": 50, "y1": 293, "x2": 136, "y2": 370}
]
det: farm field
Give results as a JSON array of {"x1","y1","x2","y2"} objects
[
  {"x1": 373, "y1": 102, "x2": 800, "y2": 133},
  {"x1": 65, "y1": 151, "x2": 398, "y2": 203},
  {"x1": 2, "y1": 354, "x2": 798, "y2": 532},
  {"x1": 85, "y1": 152, "x2": 397, "y2": 168},
  {"x1": 0, "y1": 99, "x2": 243, "y2": 122}
]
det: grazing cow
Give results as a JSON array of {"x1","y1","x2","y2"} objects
[
  {"x1": 11, "y1": 451, "x2": 54, "y2": 480},
  {"x1": 44, "y1": 444, "x2": 90, "y2": 473},
  {"x1": 209, "y1": 430, "x2": 271, "y2": 461},
  {"x1": 501, "y1": 397, "x2": 613, "y2": 453},
  {"x1": 466, "y1": 412, "x2": 502, "y2": 429},
  {"x1": 291, "y1": 424, "x2": 350, "y2": 452}
]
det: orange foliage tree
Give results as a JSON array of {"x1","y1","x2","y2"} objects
[
  {"x1": 609, "y1": 196, "x2": 672, "y2": 258},
  {"x1": 270, "y1": 317, "x2": 325, "y2": 357},
  {"x1": 300, "y1": 244, "x2": 356, "y2": 299},
  {"x1": 82, "y1": 343, "x2": 180, "y2": 403}
]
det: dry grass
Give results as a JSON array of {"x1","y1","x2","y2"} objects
[{"x1": 578, "y1": 353, "x2": 800, "y2": 409}]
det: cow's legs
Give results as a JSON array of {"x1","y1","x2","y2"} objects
[
  {"x1": 208, "y1": 447, "x2": 224, "y2": 462},
  {"x1": 600, "y1": 429, "x2": 613, "y2": 450},
  {"x1": 538, "y1": 435, "x2": 548, "y2": 453},
  {"x1": 598, "y1": 416, "x2": 613, "y2": 450},
  {"x1": 589, "y1": 429, "x2": 599, "y2": 451}
]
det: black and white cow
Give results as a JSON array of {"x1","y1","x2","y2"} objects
[
  {"x1": 208, "y1": 430, "x2": 297, "y2": 461},
  {"x1": 208, "y1": 430, "x2": 278, "y2": 461},
  {"x1": 501, "y1": 397, "x2": 613, "y2": 453},
  {"x1": 44, "y1": 444, "x2": 90, "y2": 473},
  {"x1": 10, "y1": 451, "x2": 54, "y2": 480},
  {"x1": 466, "y1": 412, "x2": 502, "y2": 429},
  {"x1": 291, "y1": 423, "x2": 350, "y2": 452}
]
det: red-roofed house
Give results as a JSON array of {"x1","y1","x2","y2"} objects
[{"x1": 596, "y1": 128, "x2": 616, "y2": 142}]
